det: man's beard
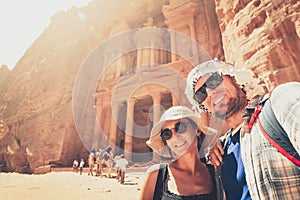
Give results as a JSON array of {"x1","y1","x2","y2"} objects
[{"x1": 213, "y1": 88, "x2": 247, "y2": 119}]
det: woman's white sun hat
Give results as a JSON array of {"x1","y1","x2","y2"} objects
[
  {"x1": 146, "y1": 106, "x2": 201, "y2": 157},
  {"x1": 185, "y1": 59, "x2": 265, "y2": 111}
]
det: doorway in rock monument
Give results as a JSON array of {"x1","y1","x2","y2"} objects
[
  {"x1": 132, "y1": 96, "x2": 153, "y2": 162},
  {"x1": 119, "y1": 139, "x2": 124, "y2": 152},
  {"x1": 161, "y1": 93, "x2": 173, "y2": 111},
  {"x1": 130, "y1": 93, "x2": 173, "y2": 163}
]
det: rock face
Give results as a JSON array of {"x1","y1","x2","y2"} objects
[
  {"x1": 0, "y1": 0, "x2": 299, "y2": 173},
  {"x1": 215, "y1": 0, "x2": 300, "y2": 89},
  {"x1": 0, "y1": 0, "x2": 171, "y2": 173}
]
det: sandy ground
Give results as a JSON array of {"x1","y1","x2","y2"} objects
[{"x1": 0, "y1": 170, "x2": 148, "y2": 200}]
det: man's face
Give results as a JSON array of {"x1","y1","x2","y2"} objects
[{"x1": 194, "y1": 73, "x2": 246, "y2": 119}]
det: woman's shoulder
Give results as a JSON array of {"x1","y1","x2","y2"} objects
[
  {"x1": 146, "y1": 163, "x2": 168, "y2": 173},
  {"x1": 140, "y1": 164, "x2": 168, "y2": 200}
]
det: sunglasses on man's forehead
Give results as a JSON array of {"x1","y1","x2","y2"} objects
[
  {"x1": 193, "y1": 72, "x2": 223, "y2": 104},
  {"x1": 160, "y1": 121, "x2": 190, "y2": 141}
]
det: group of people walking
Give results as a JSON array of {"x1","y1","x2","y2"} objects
[
  {"x1": 140, "y1": 60, "x2": 300, "y2": 200},
  {"x1": 72, "y1": 146, "x2": 128, "y2": 184}
]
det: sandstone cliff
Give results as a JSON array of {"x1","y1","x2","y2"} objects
[
  {"x1": 215, "y1": 0, "x2": 300, "y2": 89},
  {"x1": 0, "y1": 0, "x2": 299, "y2": 173},
  {"x1": 0, "y1": 0, "x2": 169, "y2": 173}
]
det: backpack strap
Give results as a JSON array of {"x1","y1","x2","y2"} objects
[
  {"x1": 248, "y1": 96, "x2": 269, "y2": 129},
  {"x1": 201, "y1": 157, "x2": 224, "y2": 200},
  {"x1": 152, "y1": 163, "x2": 168, "y2": 200},
  {"x1": 214, "y1": 165, "x2": 224, "y2": 200},
  {"x1": 258, "y1": 99, "x2": 300, "y2": 166}
]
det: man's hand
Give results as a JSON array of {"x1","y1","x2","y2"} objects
[{"x1": 209, "y1": 140, "x2": 224, "y2": 169}]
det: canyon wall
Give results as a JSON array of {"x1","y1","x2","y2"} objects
[
  {"x1": 215, "y1": 0, "x2": 300, "y2": 90},
  {"x1": 0, "y1": 0, "x2": 299, "y2": 173}
]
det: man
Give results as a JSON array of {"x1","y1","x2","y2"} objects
[
  {"x1": 185, "y1": 60, "x2": 300, "y2": 199},
  {"x1": 79, "y1": 158, "x2": 85, "y2": 175},
  {"x1": 117, "y1": 155, "x2": 128, "y2": 184},
  {"x1": 95, "y1": 150, "x2": 104, "y2": 177}
]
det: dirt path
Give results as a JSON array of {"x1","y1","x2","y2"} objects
[{"x1": 0, "y1": 170, "x2": 147, "y2": 200}]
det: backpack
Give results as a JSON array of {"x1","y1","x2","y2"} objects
[{"x1": 248, "y1": 97, "x2": 300, "y2": 166}]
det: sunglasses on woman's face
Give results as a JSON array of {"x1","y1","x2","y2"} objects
[
  {"x1": 193, "y1": 72, "x2": 223, "y2": 104},
  {"x1": 160, "y1": 121, "x2": 189, "y2": 141}
]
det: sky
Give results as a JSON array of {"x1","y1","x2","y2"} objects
[{"x1": 0, "y1": 0, "x2": 93, "y2": 70}]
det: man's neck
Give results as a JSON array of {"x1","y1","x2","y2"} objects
[{"x1": 226, "y1": 110, "x2": 244, "y2": 129}]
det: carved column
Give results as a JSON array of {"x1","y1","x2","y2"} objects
[
  {"x1": 163, "y1": 1, "x2": 200, "y2": 59},
  {"x1": 150, "y1": 43, "x2": 155, "y2": 64},
  {"x1": 136, "y1": 50, "x2": 143, "y2": 67},
  {"x1": 91, "y1": 120, "x2": 100, "y2": 151},
  {"x1": 171, "y1": 92, "x2": 179, "y2": 106},
  {"x1": 170, "y1": 31, "x2": 177, "y2": 62},
  {"x1": 109, "y1": 104, "x2": 119, "y2": 155},
  {"x1": 124, "y1": 98, "x2": 136, "y2": 162},
  {"x1": 152, "y1": 94, "x2": 162, "y2": 162},
  {"x1": 92, "y1": 106, "x2": 104, "y2": 150},
  {"x1": 188, "y1": 22, "x2": 198, "y2": 56},
  {"x1": 133, "y1": 22, "x2": 166, "y2": 68}
]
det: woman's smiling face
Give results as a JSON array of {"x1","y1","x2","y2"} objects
[{"x1": 162, "y1": 118, "x2": 198, "y2": 158}]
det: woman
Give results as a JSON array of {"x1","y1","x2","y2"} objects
[{"x1": 140, "y1": 106, "x2": 218, "y2": 200}]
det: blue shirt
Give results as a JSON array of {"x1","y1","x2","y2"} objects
[{"x1": 221, "y1": 129, "x2": 251, "y2": 200}]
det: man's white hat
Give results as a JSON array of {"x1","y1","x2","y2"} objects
[{"x1": 185, "y1": 60, "x2": 264, "y2": 109}]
